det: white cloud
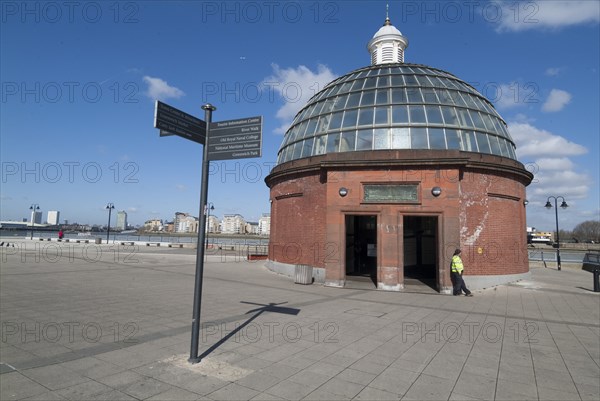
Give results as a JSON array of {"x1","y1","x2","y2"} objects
[
  {"x1": 175, "y1": 184, "x2": 187, "y2": 191},
  {"x1": 493, "y1": 84, "x2": 518, "y2": 110},
  {"x1": 545, "y1": 67, "x2": 562, "y2": 76},
  {"x1": 534, "y1": 157, "x2": 574, "y2": 171},
  {"x1": 491, "y1": 82, "x2": 533, "y2": 110},
  {"x1": 509, "y1": 122, "x2": 587, "y2": 158},
  {"x1": 542, "y1": 89, "x2": 572, "y2": 112},
  {"x1": 528, "y1": 169, "x2": 591, "y2": 199},
  {"x1": 509, "y1": 121, "x2": 591, "y2": 210},
  {"x1": 143, "y1": 76, "x2": 185, "y2": 100},
  {"x1": 494, "y1": 1, "x2": 600, "y2": 32},
  {"x1": 513, "y1": 113, "x2": 536, "y2": 123},
  {"x1": 262, "y1": 64, "x2": 337, "y2": 134}
]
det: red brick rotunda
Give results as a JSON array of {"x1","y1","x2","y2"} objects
[{"x1": 265, "y1": 16, "x2": 533, "y2": 293}]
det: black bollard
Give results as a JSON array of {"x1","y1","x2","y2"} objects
[{"x1": 594, "y1": 268, "x2": 600, "y2": 293}]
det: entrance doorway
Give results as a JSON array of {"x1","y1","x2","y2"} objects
[
  {"x1": 345, "y1": 215, "x2": 377, "y2": 286},
  {"x1": 403, "y1": 216, "x2": 438, "y2": 290}
]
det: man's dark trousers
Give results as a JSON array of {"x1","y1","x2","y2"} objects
[{"x1": 451, "y1": 272, "x2": 471, "y2": 295}]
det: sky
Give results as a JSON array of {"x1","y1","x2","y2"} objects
[{"x1": 1, "y1": 0, "x2": 598, "y2": 231}]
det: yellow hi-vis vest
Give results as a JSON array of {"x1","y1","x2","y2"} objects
[{"x1": 451, "y1": 255, "x2": 464, "y2": 273}]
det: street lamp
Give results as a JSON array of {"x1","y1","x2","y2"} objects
[
  {"x1": 106, "y1": 203, "x2": 115, "y2": 244},
  {"x1": 29, "y1": 204, "x2": 40, "y2": 240},
  {"x1": 545, "y1": 196, "x2": 568, "y2": 271},
  {"x1": 205, "y1": 203, "x2": 215, "y2": 249}
]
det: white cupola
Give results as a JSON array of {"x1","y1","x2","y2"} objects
[{"x1": 367, "y1": 9, "x2": 409, "y2": 65}]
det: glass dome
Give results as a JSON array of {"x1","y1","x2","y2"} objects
[{"x1": 276, "y1": 63, "x2": 517, "y2": 165}]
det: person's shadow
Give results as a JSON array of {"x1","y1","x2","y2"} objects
[{"x1": 198, "y1": 301, "x2": 300, "y2": 360}]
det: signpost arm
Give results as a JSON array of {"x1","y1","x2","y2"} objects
[{"x1": 189, "y1": 103, "x2": 216, "y2": 364}]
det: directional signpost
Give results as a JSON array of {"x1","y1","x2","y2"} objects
[
  {"x1": 153, "y1": 101, "x2": 262, "y2": 364},
  {"x1": 208, "y1": 116, "x2": 262, "y2": 161},
  {"x1": 154, "y1": 100, "x2": 206, "y2": 145}
]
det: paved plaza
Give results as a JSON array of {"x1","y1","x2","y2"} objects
[{"x1": 1, "y1": 238, "x2": 599, "y2": 400}]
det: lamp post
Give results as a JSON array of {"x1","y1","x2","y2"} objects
[
  {"x1": 29, "y1": 204, "x2": 40, "y2": 239},
  {"x1": 106, "y1": 203, "x2": 115, "y2": 244},
  {"x1": 205, "y1": 203, "x2": 214, "y2": 249},
  {"x1": 545, "y1": 196, "x2": 568, "y2": 271}
]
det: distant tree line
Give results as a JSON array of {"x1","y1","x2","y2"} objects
[{"x1": 558, "y1": 220, "x2": 600, "y2": 243}]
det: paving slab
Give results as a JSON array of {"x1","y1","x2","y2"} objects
[
  {"x1": 354, "y1": 386, "x2": 400, "y2": 400},
  {"x1": 401, "y1": 373, "x2": 455, "y2": 400},
  {"x1": 1, "y1": 240, "x2": 598, "y2": 400},
  {"x1": 55, "y1": 380, "x2": 114, "y2": 400},
  {"x1": 335, "y1": 367, "x2": 376, "y2": 386},
  {"x1": 494, "y1": 378, "x2": 538, "y2": 401},
  {"x1": 207, "y1": 383, "x2": 260, "y2": 400},
  {"x1": 317, "y1": 377, "x2": 364, "y2": 398},
  {"x1": 18, "y1": 364, "x2": 90, "y2": 391},
  {"x1": 368, "y1": 366, "x2": 418, "y2": 395},
  {"x1": 0, "y1": 371, "x2": 49, "y2": 400},
  {"x1": 453, "y1": 372, "x2": 497, "y2": 401}
]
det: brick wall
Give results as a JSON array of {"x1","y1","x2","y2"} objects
[
  {"x1": 266, "y1": 150, "x2": 532, "y2": 289},
  {"x1": 269, "y1": 171, "x2": 326, "y2": 267},
  {"x1": 459, "y1": 169, "x2": 529, "y2": 276}
]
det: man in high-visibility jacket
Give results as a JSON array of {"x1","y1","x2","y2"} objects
[{"x1": 451, "y1": 248, "x2": 473, "y2": 296}]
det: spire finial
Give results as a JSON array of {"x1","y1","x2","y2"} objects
[{"x1": 384, "y1": 4, "x2": 391, "y2": 25}]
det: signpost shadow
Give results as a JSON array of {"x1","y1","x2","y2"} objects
[{"x1": 198, "y1": 302, "x2": 300, "y2": 360}]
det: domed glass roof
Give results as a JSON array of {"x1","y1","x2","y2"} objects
[{"x1": 276, "y1": 63, "x2": 517, "y2": 165}]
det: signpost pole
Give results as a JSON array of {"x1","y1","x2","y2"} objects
[
  {"x1": 188, "y1": 103, "x2": 216, "y2": 364},
  {"x1": 153, "y1": 100, "x2": 261, "y2": 364}
]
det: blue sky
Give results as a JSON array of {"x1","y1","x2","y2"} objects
[{"x1": 1, "y1": 1, "x2": 598, "y2": 230}]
